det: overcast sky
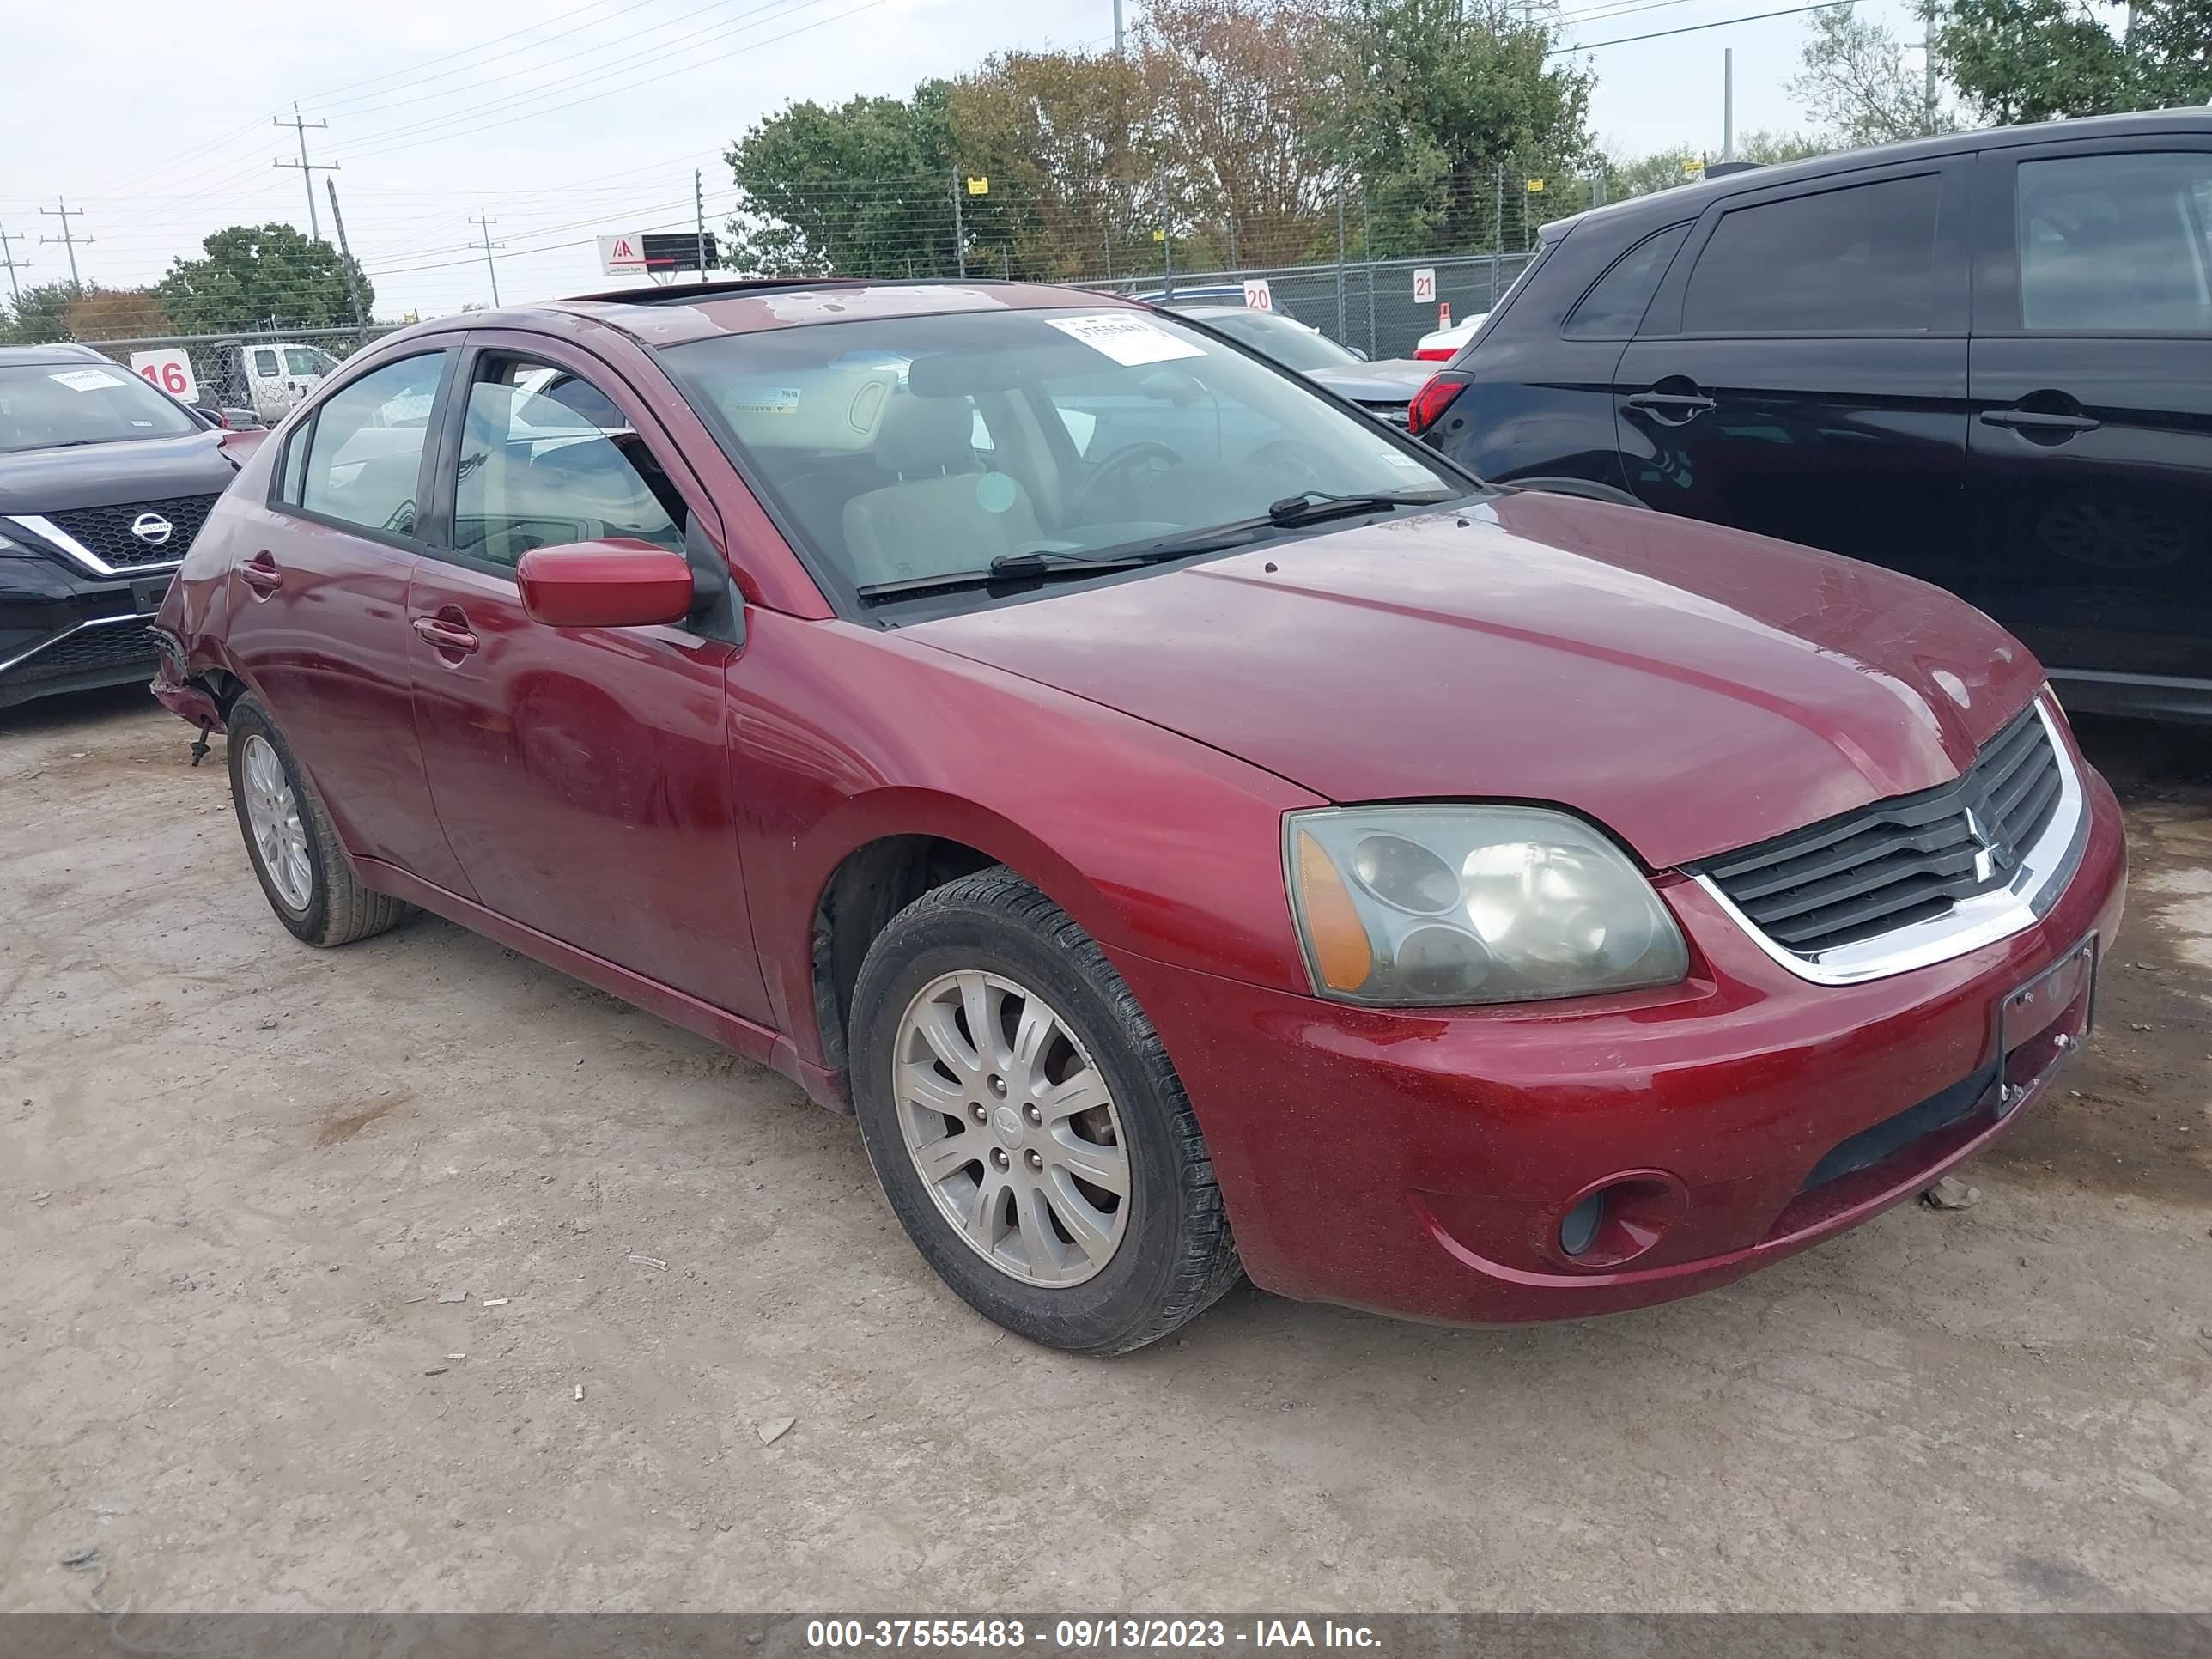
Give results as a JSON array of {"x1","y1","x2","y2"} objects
[{"x1": 1, "y1": 0, "x2": 1930, "y2": 323}]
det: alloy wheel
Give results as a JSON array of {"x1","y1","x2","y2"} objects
[
  {"x1": 240, "y1": 733, "x2": 313, "y2": 911},
  {"x1": 891, "y1": 969, "x2": 1131, "y2": 1287}
]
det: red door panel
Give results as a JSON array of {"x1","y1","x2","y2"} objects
[
  {"x1": 405, "y1": 557, "x2": 766, "y2": 1018},
  {"x1": 220, "y1": 386, "x2": 473, "y2": 896}
]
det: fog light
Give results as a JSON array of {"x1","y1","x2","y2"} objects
[{"x1": 1559, "y1": 1189, "x2": 1606, "y2": 1257}]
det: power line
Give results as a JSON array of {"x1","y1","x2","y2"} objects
[
  {"x1": 274, "y1": 105, "x2": 339, "y2": 241},
  {"x1": 1550, "y1": 0, "x2": 1856, "y2": 55}
]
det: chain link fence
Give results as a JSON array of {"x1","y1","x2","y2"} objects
[
  {"x1": 56, "y1": 325, "x2": 404, "y2": 425},
  {"x1": 1084, "y1": 252, "x2": 1538, "y2": 360}
]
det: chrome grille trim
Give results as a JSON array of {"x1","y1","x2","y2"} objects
[{"x1": 1692, "y1": 696, "x2": 2088, "y2": 986}]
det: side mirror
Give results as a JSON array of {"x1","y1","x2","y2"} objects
[{"x1": 516, "y1": 538, "x2": 695, "y2": 629}]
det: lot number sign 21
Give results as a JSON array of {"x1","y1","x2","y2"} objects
[{"x1": 129, "y1": 349, "x2": 199, "y2": 404}]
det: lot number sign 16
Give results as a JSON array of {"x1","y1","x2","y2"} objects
[{"x1": 129, "y1": 349, "x2": 199, "y2": 404}]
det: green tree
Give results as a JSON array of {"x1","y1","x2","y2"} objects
[
  {"x1": 947, "y1": 51, "x2": 1158, "y2": 280},
  {"x1": 1321, "y1": 0, "x2": 1595, "y2": 256},
  {"x1": 1789, "y1": 9, "x2": 1955, "y2": 147},
  {"x1": 1935, "y1": 0, "x2": 2212, "y2": 124},
  {"x1": 722, "y1": 84, "x2": 959, "y2": 276},
  {"x1": 156, "y1": 224, "x2": 371, "y2": 334},
  {"x1": 0, "y1": 280, "x2": 83, "y2": 345},
  {"x1": 1607, "y1": 130, "x2": 1833, "y2": 198}
]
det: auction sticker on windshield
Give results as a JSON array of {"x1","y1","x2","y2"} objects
[
  {"x1": 50, "y1": 368, "x2": 126, "y2": 392},
  {"x1": 1048, "y1": 313, "x2": 1206, "y2": 367}
]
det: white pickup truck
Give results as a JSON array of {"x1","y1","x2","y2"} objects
[{"x1": 219, "y1": 340, "x2": 343, "y2": 422}]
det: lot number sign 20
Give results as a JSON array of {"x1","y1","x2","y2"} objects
[{"x1": 129, "y1": 349, "x2": 199, "y2": 404}]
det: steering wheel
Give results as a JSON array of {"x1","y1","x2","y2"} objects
[
  {"x1": 1247, "y1": 438, "x2": 1332, "y2": 491},
  {"x1": 1069, "y1": 441, "x2": 1184, "y2": 522}
]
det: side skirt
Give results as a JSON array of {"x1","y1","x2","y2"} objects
[{"x1": 354, "y1": 856, "x2": 849, "y2": 1113}]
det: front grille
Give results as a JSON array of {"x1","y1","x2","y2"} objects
[
  {"x1": 43, "y1": 494, "x2": 220, "y2": 570},
  {"x1": 9, "y1": 621, "x2": 158, "y2": 683},
  {"x1": 1696, "y1": 703, "x2": 2065, "y2": 957}
]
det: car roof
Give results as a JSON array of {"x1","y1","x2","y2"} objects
[
  {"x1": 0, "y1": 342, "x2": 110, "y2": 366},
  {"x1": 392, "y1": 278, "x2": 1145, "y2": 351},
  {"x1": 1553, "y1": 108, "x2": 2212, "y2": 238}
]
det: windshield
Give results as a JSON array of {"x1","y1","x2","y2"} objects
[
  {"x1": 1180, "y1": 307, "x2": 1362, "y2": 372},
  {"x1": 0, "y1": 362, "x2": 202, "y2": 453},
  {"x1": 659, "y1": 305, "x2": 1462, "y2": 604}
]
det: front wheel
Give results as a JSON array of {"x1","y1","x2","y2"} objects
[{"x1": 849, "y1": 869, "x2": 1241, "y2": 1354}]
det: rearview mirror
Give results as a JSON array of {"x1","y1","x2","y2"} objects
[
  {"x1": 1140, "y1": 368, "x2": 1206, "y2": 406},
  {"x1": 516, "y1": 539, "x2": 695, "y2": 629}
]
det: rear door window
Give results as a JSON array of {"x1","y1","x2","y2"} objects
[
  {"x1": 2015, "y1": 151, "x2": 2212, "y2": 332},
  {"x1": 295, "y1": 352, "x2": 448, "y2": 538},
  {"x1": 1565, "y1": 224, "x2": 1691, "y2": 339},
  {"x1": 1682, "y1": 174, "x2": 1942, "y2": 334}
]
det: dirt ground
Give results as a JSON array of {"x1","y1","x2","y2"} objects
[{"x1": 2, "y1": 689, "x2": 2207, "y2": 1614}]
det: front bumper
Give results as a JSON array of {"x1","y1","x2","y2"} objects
[
  {"x1": 0, "y1": 554, "x2": 171, "y2": 709},
  {"x1": 1109, "y1": 760, "x2": 2128, "y2": 1326}
]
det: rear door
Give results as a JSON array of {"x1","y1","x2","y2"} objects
[
  {"x1": 1967, "y1": 136, "x2": 2212, "y2": 692},
  {"x1": 227, "y1": 345, "x2": 473, "y2": 893},
  {"x1": 1617, "y1": 161, "x2": 1972, "y2": 574},
  {"x1": 405, "y1": 331, "x2": 769, "y2": 1020}
]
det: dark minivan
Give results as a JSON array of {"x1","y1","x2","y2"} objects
[{"x1": 1413, "y1": 111, "x2": 2212, "y2": 722}]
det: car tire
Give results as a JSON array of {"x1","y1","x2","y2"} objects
[
  {"x1": 226, "y1": 694, "x2": 411, "y2": 948},
  {"x1": 849, "y1": 868, "x2": 1242, "y2": 1355}
]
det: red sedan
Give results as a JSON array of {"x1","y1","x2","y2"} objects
[{"x1": 151, "y1": 281, "x2": 2125, "y2": 1353}]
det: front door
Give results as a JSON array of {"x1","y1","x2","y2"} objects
[
  {"x1": 225, "y1": 346, "x2": 472, "y2": 894},
  {"x1": 1616, "y1": 162, "x2": 1972, "y2": 579},
  {"x1": 1966, "y1": 137, "x2": 2212, "y2": 691},
  {"x1": 405, "y1": 336, "x2": 769, "y2": 1021}
]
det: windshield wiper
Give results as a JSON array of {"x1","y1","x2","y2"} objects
[
  {"x1": 1265, "y1": 488, "x2": 1456, "y2": 526},
  {"x1": 854, "y1": 492, "x2": 1456, "y2": 605},
  {"x1": 856, "y1": 526, "x2": 1279, "y2": 604}
]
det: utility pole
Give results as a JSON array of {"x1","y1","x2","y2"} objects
[
  {"x1": 695, "y1": 168, "x2": 708, "y2": 284},
  {"x1": 951, "y1": 168, "x2": 967, "y2": 279},
  {"x1": 0, "y1": 225, "x2": 28, "y2": 307},
  {"x1": 470, "y1": 210, "x2": 503, "y2": 307},
  {"x1": 1334, "y1": 182, "x2": 1346, "y2": 343},
  {"x1": 274, "y1": 105, "x2": 337, "y2": 241},
  {"x1": 39, "y1": 197, "x2": 89, "y2": 287},
  {"x1": 1923, "y1": 0, "x2": 1939, "y2": 131},
  {"x1": 1113, "y1": 0, "x2": 1124, "y2": 54},
  {"x1": 325, "y1": 179, "x2": 369, "y2": 345},
  {"x1": 1723, "y1": 48, "x2": 1735, "y2": 162}
]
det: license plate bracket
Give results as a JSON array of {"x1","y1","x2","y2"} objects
[
  {"x1": 1993, "y1": 933, "x2": 2097, "y2": 1116},
  {"x1": 132, "y1": 574, "x2": 173, "y2": 616}
]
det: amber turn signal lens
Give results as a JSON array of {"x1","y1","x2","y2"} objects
[{"x1": 1295, "y1": 830, "x2": 1375, "y2": 993}]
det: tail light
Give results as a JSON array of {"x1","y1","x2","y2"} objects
[
  {"x1": 1406, "y1": 375, "x2": 1468, "y2": 439},
  {"x1": 1414, "y1": 347, "x2": 1456, "y2": 362}
]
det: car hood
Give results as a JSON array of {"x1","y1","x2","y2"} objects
[
  {"x1": 1305, "y1": 361, "x2": 1431, "y2": 402},
  {"x1": 0, "y1": 429, "x2": 239, "y2": 514},
  {"x1": 904, "y1": 491, "x2": 2048, "y2": 869}
]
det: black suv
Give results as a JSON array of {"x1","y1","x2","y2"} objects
[
  {"x1": 1, "y1": 343, "x2": 246, "y2": 708},
  {"x1": 1413, "y1": 111, "x2": 2212, "y2": 722}
]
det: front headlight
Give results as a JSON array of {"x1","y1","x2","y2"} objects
[{"x1": 1285, "y1": 805, "x2": 1689, "y2": 1006}]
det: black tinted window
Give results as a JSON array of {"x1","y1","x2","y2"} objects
[
  {"x1": 1565, "y1": 224, "x2": 1690, "y2": 338},
  {"x1": 297, "y1": 353, "x2": 446, "y2": 538},
  {"x1": 2017, "y1": 152, "x2": 2212, "y2": 332},
  {"x1": 1682, "y1": 175, "x2": 1942, "y2": 333}
]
